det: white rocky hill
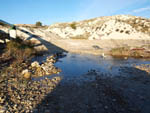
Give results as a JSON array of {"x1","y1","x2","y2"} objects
[{"x1": 48, "y1": 15, "x2": 150, "y2": 40}]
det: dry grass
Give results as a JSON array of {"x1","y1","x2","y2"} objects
[
  {"x1": 4, "y1": 37, "x2": 35, "y2": 67},
  {"x1": 110, "y1": 47, "x2": 130, "y2": 57},
  {"x1": 110, "y1": 46, "x2": 150, "y2": 58},
  {"x1": 0, "y1": 37, "x2": 36, "y2": 81},
  {"x1": 70, "y1": 33, "x2": 90, "y2": 40}
]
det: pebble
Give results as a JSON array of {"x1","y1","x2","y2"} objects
[
  {"x1": 0, "y1": 55, "x2": 61, "y2": 112},
  {"x1": 104, "y1": 105, "x2": 108, "y2": 109}
]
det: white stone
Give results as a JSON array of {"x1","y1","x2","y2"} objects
[
  {"x1": 22, "y1": 69, "x2": 29, "y2": 75},
  {"x1": 9, "y1": 29, "x2": 16, "y2": 39},
  {"x1": 31, "y1": 61, "x2": 40, "y2": 68}
]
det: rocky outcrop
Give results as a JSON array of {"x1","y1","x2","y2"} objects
[{"x1": 48, "y1": 15, "x2": 150, "y2": 40}]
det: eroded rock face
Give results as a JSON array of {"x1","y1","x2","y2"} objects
[{"x1": 48, "y1": 15, "x2": 150, "y2": 40}]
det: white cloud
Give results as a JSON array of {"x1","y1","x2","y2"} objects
[{"x1": 132, "y1": 7, "x2": 150, "y2": 13}]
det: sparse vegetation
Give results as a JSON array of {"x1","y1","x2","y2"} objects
[
  {"x1": 110, "y1": 46, "x2": 150, "y2": 58},
  {"x1": 36, "y1": 21, "x2": 42, "y2": 27},
  {"x1": 110, "y1": 47, "x2": 130, "y2": 57},
  {"x1": 0, "y1": 37, "x2": 35, "y2": 78},
  {"x1": 70, "y1": 22, "x2": 77, "y2": 30},
  {"x1": 6, "y1": 38, "x2": 35, "y2": 64},
  {"x1": 70, "y1": 33, "x2": 90, "y2": 39}
]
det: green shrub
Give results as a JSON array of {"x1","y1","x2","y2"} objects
[
  {"x1": 36, "y1": 21, "x2": 42, "y2": 27},
  {"x1": 70, "y1": 22, "x2": 76, "y2": 30}
]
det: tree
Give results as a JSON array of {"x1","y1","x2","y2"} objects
[{"x1": 36, "y1": 21, "x2": 42, "y2": 27}]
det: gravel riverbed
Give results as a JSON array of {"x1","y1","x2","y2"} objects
[{"x1": 1, "y1": 55, "x2": 150, "y2": 113}]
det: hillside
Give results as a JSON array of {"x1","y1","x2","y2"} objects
[
  {"x1": 48, "y1": 15, "x2": 150, "y2": 40},
  {"x1": 1, "y1": 15, "x2": 150, "y2": 55}
]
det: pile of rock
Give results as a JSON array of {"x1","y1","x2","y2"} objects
[
  {"x1": 135, "y1": 64, "x2": 150, "y2": 73},
  {"x1": 22, "y1": 55, "x2": 61, "y2": 79}
]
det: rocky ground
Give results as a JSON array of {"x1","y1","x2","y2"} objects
[
  {"x1": 0, "y1": 53, "x2": 62, "y2": 113},
  {"x1": 0, "y1": 75, "x2": 61, "y2": 113},
  {"x1": 1, "y1": 62, "x2": 150, "y2": 113}
]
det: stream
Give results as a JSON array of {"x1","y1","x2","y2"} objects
[{"x1": 33, "y1": 52, "x2": 150, "y2": 79}]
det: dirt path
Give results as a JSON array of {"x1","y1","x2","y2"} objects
[{"x1": 32, "y1": 32, "x2": 150, "y2": 55}]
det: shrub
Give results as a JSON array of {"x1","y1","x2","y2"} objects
[
  {"x1": 36, "y1": 21, "x2": 42, "y2": 27},
  {"x1": 70, "y1": 33, "x2": 90, "y2": 40},
  {"x1": 110, "y1": 46, "x2": 150, "y2": 58},
  {"x1": 110, "y1": 47, "x2": 130, "y2": 57},
  {"x1": 5, "y1": 37, "x2": 35, "y2": 65},
  {"x1": 70, "y1": 22, "x2": 76, "y2": 30}
]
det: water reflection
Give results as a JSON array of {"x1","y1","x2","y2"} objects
[
  {"x1": 55, "y1": 53, "x2": 150, "y2": 77},
  {"x1": 33, "y1": 52, "x2": 150, "y2": 77}
]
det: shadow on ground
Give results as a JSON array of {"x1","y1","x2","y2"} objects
[
  {"x1": 18, "y1": 28, "x2": 67, "y2": 54},
  {"x1": 33, "y1": 67, "x2": 150, "y2": 113}
]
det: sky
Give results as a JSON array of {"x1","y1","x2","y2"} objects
[{"x1": 0, "y1": 0, "x2": 150, "y2": 25}]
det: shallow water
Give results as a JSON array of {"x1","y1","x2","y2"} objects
[
  {"x1": 54, "y1": 53, "x2": 150, "y2": 77},
  {"x1": 33, "y1": 53, "x2": 150, "y2": 78}
]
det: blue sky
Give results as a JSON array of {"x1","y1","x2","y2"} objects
[{"x1": 0, "y1": 0, "x2": 150, "y2": 25}]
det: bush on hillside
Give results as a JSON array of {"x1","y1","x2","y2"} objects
[
  {"x1": 70, "y1": 22, "x2": 76, "y2": 30},
  {"x1": 36, "y1": 21, "x2": 42, "y2": 27}
]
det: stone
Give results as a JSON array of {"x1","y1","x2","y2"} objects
[
  {"x1": 0, "y1": 97, "x2": 4, "y2": 103},
  {"x1": 22, "y1": 69, "x2": 31, "y2": 79},
  {"x1": 9, "y1": 29, "x2": 17, "y2": 39},
  {"x1": 31, "y1": 61, "x2": 40, "y2": 68}
]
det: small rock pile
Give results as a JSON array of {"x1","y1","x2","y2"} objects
[
  {"x1": 22, "y1": 55, "x2": 61, "y2": 79},
  {"x1": 135, "y1": 64, "x2": 150, "y2": 73}
]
